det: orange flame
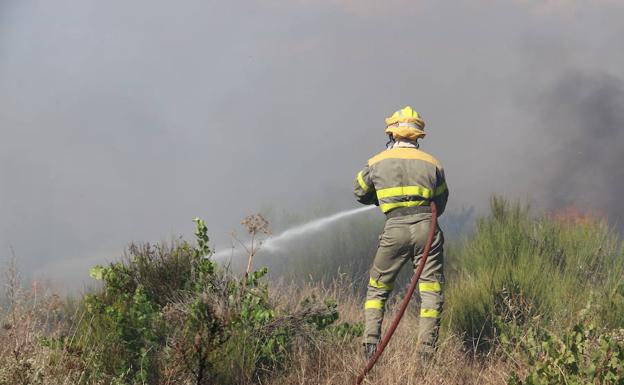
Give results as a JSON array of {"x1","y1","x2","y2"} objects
[{"x1": 546, "y1": 204, "x2": 606, "y2": 226}]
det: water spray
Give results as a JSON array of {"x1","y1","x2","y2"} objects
[{"x1": 212, "y1": 205, "x2": 376, "y2": 260}]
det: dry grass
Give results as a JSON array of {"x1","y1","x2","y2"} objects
[
  {"x1": 0, "y1": 259, "x2": 87, "y2": 385},
  {"x1": 0, "y1": 270, "x2": 513, "y2": 385},
  {"x1": 268, "y1": 279, "x2": 512, "y2": 385}
]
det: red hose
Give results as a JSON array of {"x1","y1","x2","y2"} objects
[{"x1": 352, "y1": 201, "x2": 438, "y2": 385}]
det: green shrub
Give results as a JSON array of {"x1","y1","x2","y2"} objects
[
  {"x1": 444, "y1": 197, "x2": 624, "y2": 351},
  {"x1": 507, "y1": 305, "x2": 624, "y2": 385},
  {"x1": 62, "y1": 217, "x2": 351, "y2": 385}
]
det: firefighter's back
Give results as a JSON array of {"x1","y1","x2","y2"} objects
[{"x1": 367, "y1": 146, "x2": 447, "y2": 216}]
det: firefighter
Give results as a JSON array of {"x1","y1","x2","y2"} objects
[{"x1": 354, "y1": 106, "x2": 448, "y2": 361}]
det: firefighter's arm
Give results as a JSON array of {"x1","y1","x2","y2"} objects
[
  {"x1": 353, "y1": 166, "x2": 378, "y2": 205},
  {"x1": 433, "y1": 167, "x2": 448, "y2": 216}
]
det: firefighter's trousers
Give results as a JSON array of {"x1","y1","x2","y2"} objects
[{"x1": 364, "y1": 212, "x2": 444, "y2": 356}]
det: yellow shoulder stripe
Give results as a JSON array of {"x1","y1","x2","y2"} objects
[
  {"x1": 368, "y1": 148, "x2": 442, "y2": 168},
  {"x1": 357, "y1": 171, "x2": 370, "y2": 192}
]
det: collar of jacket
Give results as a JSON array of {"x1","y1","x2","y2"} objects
[{"x1": 392, "y1": 139, "x2": 419, "y2": 149}]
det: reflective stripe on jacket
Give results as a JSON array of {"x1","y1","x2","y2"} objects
[{"x1": 353, "y1": 147, "x2": 448, "y2": 215}]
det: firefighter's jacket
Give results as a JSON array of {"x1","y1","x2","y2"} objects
[{"x1": 354, "y1": 143, "x2": 448, "y2": 216}]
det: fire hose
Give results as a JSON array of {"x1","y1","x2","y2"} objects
[{"x1": 352, "y1": 201, "x2": 438, "y2": 385}]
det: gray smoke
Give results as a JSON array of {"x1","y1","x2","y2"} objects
[
  {"x1": 1, "y1": 1, "x2": 624, "y2": 289},
  {"x1": 530, "y1": 71, "x2": 624, "y2": 224}
]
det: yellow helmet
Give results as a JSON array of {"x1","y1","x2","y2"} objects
[{"x1": 384, "y1": 106, "x2": 426, "y2": 140}]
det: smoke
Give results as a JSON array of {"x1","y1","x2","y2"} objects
[
  {"x1": 1, "y1": 0, "x2": 624, "y2": 288},
  {"x1": 530, "y1": 71, "x2": 624, "y2": 224}
]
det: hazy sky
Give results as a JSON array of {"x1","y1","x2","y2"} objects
[{"x1": 2, "y1": 0, "x2": 623, "y2": 286}]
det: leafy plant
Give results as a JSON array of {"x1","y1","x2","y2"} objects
[
  {"x1": 508, "y1": 324, "x2": 624, "y2": 384},
  {"x1": 75, "y1": 215, "x2": 349, "y2": 384},
  {"x1": 507, "y1": 304, "x2": 624, "y2": 385}
]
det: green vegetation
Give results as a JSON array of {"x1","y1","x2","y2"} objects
[
  {"x1": 12, "y1": 218, "x2": 358, "y2": 385},
  {"x1": 444, "y1": 197, "x2": 624, "y2": 352},
  {"x1": 1, "y1": 197, "x2": 623, "y2": 384},
  {"x1": 507, "y1": 313, "x2": 624, "y2": 384}
]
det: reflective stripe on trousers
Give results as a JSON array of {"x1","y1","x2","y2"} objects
[{"x1": 363, "y1": 212, "x2": 445, "y2": 352}]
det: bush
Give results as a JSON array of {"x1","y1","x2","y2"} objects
[
  {"x1": 507, "y1": 305, "x2": 624, "y2": 385},
  {"x1": 63, "y1": 217, "x2": 353, "y2": 384},
  {"x1": 444, "y1": 197, "x2": 624, "y2": 351}
]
